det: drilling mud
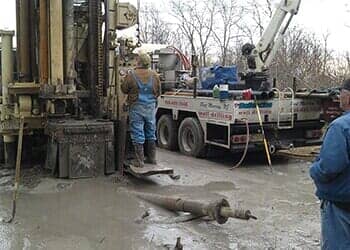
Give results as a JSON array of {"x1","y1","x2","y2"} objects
[{"x1": 0, "y1": 149, "x2": 320, "y2": 249}]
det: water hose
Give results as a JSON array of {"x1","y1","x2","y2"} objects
[
  {"x1": 4, "y1": 117, "x2": 24, "y2": 223},
  {"x1": 230, "y1": 119, "x2": 249, "y2": 170}
]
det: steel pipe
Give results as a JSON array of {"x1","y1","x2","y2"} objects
[
  {"x1": 63, "y1": 0, "x2": 76, "y2": 88},
  {"x1": 16, "y1": 0, "x2": 31, "y2": 81},
  {"x1": 1, "y1": 30, "x2": 15, "y2": 110},
  {"x1": 39, "y1": 0, "x2": 49, "y2": 84},
  {"x1": 0, "y1": 30, "x2": 16, "y2": 166},
  {"x1": 167, "y1": 89, "x2": 275, "y2": 100},
  {"x1": 88, "y1": 0, "x2": 102, "y2": 115},
  {"x1": 294, "y1": 92, "x2": 337, "y2": 99},
  {"x1": 49, "y1": 0, "x2": 64, "y2": 86},
  {"x1": 135, "y1": 192, "x2": 257, "y2": 224}
]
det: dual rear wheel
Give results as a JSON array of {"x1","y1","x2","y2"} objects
[{"x1": 157, "y1": 115, "x2": 206, "y2": 157}]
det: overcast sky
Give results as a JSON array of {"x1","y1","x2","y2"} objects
[{"x1": 0, "y1": 0, "x2": 349, "y2": 52}]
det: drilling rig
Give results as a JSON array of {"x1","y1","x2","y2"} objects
[{"x1": 0, "y1": 0, "x2": 140, "y2": 178}]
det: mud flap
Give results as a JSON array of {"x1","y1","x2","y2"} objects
[{"x1": 124, "y1": 162, "x2": 174, "y2": 178}]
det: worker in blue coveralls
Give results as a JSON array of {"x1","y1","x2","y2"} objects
[
  {"x1": 310, "y1": 78, "x2": 350, "y2": 249},
  {"x1": 121, "y1": 53, "x2": 161, "y2": 168}
]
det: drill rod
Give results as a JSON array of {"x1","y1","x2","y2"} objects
[{"x1": 135, "y1": 192, "x2": 257, "y2": 224}]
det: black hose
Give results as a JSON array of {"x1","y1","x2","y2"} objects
[{"x1": 230, "y1": 119, "x2": 249, "y2": 170}]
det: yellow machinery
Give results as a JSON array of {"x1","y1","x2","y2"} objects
[{"x1": 0, "y1": 0, "x2": 140, "y2": 178}]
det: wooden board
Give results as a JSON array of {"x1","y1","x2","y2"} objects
[{"x1": 124, "y1": 163, "x2": 174, "y2": 178}]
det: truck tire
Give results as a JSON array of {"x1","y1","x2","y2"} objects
[
  {"x1": 178, "y1": 117, "x2": 207, "y2": 158},
  {"x1": 157, "y1": 114, "x2": 178, "y2": 150}
]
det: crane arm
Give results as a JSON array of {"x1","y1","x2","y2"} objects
[{"x1": 243, "y1": 0, "x2": 301, "y2": 72}]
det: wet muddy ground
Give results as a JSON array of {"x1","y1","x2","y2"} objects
[{"x1": 0, "y1": 149, "x2": 320, "y2": 249}]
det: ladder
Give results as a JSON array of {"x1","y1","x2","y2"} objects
[{"x1": 273, "y1": 87, "x2": 295, "y2": 129}]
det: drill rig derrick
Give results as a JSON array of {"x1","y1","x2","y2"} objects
[{"x1": 0, "y1": 0, "x2": 138, "y2": 177}]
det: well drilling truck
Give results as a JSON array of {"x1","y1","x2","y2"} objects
[{"x1": 153, "y1": 0, "x2": 337, "y2": 158}]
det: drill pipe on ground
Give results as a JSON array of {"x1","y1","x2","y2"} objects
[{"x1": 135, "y1": 192, "x2": 257, "y2": 224}]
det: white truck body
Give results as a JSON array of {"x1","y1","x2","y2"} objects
[{"x1": 157, "y1": 94, "x2": 323, "y2": 153}]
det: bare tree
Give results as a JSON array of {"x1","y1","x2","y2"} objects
[
  {"x1": 345, "y1": 2, "x2": 350, "y2": 28},
  {"x1": 321, "y1": 32, "x2": 332, "y2": 76},
  {"x1": 267, "y1": 26, "x2": 338, "y2": 89},
  {"x1": 336, "y1": 52, "x2": 350, "y2": 78},
  {"x1": 191, "y1": 0, "x2": 216, "y2": 66},
  {"x1": 248, "y1": 0, "x2": 273, "y2": 36},
  {"x1": 169, "y1": 0, "x2": 197, "y2": 55},
  {"x1": 137, "y1": 0, "x2": 348, "y2": 87},
  {"x1": 230, "y1": 38, "x2": 247, "y2": 69},
  {"x1": 212, "y1": 0, "x2": 244, "y2": 65},
  {"x1": 170, "y1": 0, "x2": 216, "y2": 67},
  {"x1": 139, "y1": 3, "x2": 172, "y2": 44},
  {"x1": 236, "y1": 0, "x2": 273, "y2": 44},
  {"x1": 168, "y1": 29, "x2": 191, "y2": 54}
]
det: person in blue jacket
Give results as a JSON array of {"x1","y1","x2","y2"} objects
[{"x1": 310, "y1": 78, "x2": 350, "y2": 249}]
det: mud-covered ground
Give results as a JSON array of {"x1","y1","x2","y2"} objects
[{"x1": 0, "y1": 149, "x2": 321, "y2": 250}]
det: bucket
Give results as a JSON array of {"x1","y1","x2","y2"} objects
[{"x1": 219, "y1": 84, "x2": 229, "y2": 100}]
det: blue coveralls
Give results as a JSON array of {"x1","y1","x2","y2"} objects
[
  {"x1": 129, "y1": 71, "x2": 157, "y2": 145},
  {"x1": 310, "y1": 111, "x2": 350, "y2": 250}
]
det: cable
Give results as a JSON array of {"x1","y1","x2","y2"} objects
[
  {"x1": 136, "y1": 0, "x2": 141, "y2": 47},
  {"x1": 230, "y1": 119, "x2": 250, "y2": 170},
  {"x1": 4, "y1": 117, "x2": 24, "y2": 223}
]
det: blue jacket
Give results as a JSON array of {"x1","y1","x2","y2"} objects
[{"x1": 310, "y1": 111, "x2": 350, "y2": 202}]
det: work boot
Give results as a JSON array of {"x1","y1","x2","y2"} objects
[
  {"x1": 145, "y1": 140, "x2": 157, "y2": 165},
  {"x1": 133, "y1": 143, "x2": 144, "y2": 168}
]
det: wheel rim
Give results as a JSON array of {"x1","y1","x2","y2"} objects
[
  {"x1": 182, "y1": 127, "x2": 195, "y2": 152},
  {"x1": 159, "y1": 123, "x2": 169, "y2": 146}
]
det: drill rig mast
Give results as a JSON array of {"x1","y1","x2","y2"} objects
[{"x1": 0, "y1": 0, "x2": 139, "y2": 178}]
